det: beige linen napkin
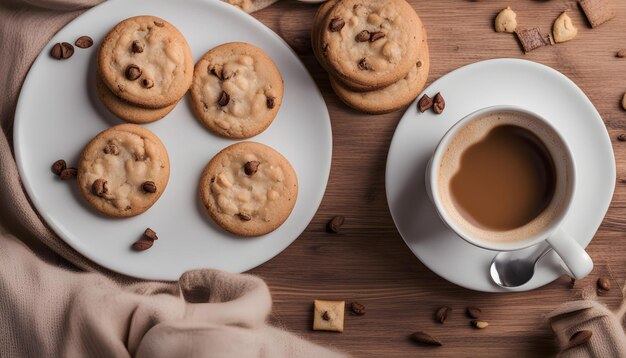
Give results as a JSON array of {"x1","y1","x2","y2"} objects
[{"x1": 0, "y1": 0, "x2": 345, "y2": 357}]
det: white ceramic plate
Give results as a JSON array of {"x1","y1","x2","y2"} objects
[
  {"x1": 386, "y1": 59, "x2": 615, "y2": 292},
  {"x1": 14, "y1": 0, "x2": 332, "y2": 281}
]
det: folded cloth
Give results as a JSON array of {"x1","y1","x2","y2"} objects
[
  {"x1": 0, "y1": 0, "x2": 344, "y2": 357},
  {"x1": 547, "y1": 283, "x2": 626, "y2": 357}
]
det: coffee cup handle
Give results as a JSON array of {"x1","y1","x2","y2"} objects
[{"x1": 546, "y1": 229, "x2": 593, "y2": 280}]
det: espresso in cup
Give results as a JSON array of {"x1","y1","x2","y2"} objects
[{"x1": 437, "y1": 110, "x2": 573, "y2": 244}]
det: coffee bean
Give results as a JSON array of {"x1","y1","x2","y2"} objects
[
  {"x1": 142, "y1": 181, "x2": 157, "y2": 193},
  {"x1": 329, "y1": 17, "x2": 345, "y2": 32},
  {"x1": 244, "y1": 161, "x2": 260, "y2": 175},
  {"x1": 125, "y1": 64, "x2": 142, "y2": 81},
  {"x1": 597, "y1": 277, "x2": 611, "y2": 291},
  {"x1": 433, "y1": 93, "x2": 445, "y2": 114},
  {"x1": 266, "y1": 96, "x2": 276, "y2": 109},
  {"x1": 218, "y1": 91, "x2": 230, "y2": 107},
  {"x1": 350, "y1": 302, "x2": 366, "y2": 316},
  {"x1": 568, "y1": 330, "x2": 592, "y2": 349},
  {"x1": 59, "y1": 168, "x2": 77, "y2": 180},
  {"x1": 370, "y1": 32, "x2": 385, "y2": 42},
  {"x1": 466, "y1": 307, "x2": 482, "y2": 319},
  {"x1": 358, "y1": 58, "x2": 371, "y2": 71},
  {"x1": 435, "y1": 306, "x2": 452, "y2": 324},
  {"x1": 131, "y1": 40, "x2": 144, "y2": 53},
  {"x1": 103, "y1": 143, "x2": 119, "y2": 155},
  {"x1": 132, "y1": 238, "x2": 154, "y2": 251},
  {"x1": 238, "y1": 212, "x2": 252, "y2": 221},
  {"x1": 355, "y1": 30, "x2": 370, "y2": 42},
  {"x1": 327, "y1": 215, "x2": 345, "y2": 233},
  {"x1": 74, "y1": 36, "x2": 93, "y2": 49},
  {"x1": 617, "y1": 134, "x2": 626, "y2": 142},
  {"x1": 51, "y1": 159, "x2": 67, "y2": 176},
  {"x1": 418, "y1": 94, "x2": 433, "y2": 113},
  {"x1": 143, "y1": 228, "x2": 158, "y2": 241},
  {"x1": 92, "y1": 179, "x2": 108, "y2": 197},
  {"x1": 142, "y1": 78, "x2": 154, "y2": 89},
  {"x1": 50, "y1": 43, "x2": 63, "y2": 59},
  {"x1": 61, "y1": 42, "x2": 74, "y2": 59},
  {"x1": 471, "y1": 320, "x2": 489, "y2": 329},
  {"x1": 410, "y1": 332, "x2": 442, "y2": 346},
  {"x1": 617, "y1": 49, "x2": 626, "y2": 58}
]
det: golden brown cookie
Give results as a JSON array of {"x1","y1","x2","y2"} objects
[
  {"x1": 77, "y1": 124, "x2": 170, "y2": 217},
  {"x1": 190, "y1": 42, "x2": 284, "y2": 139},
  {"x1": 98, "y1": 16, "x2": 193, "y2": 108},
  {"x1": 199, "y1": 142, "x2": 297, "y2": 237}
]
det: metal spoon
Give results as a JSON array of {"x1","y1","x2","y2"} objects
[{"x1": 490, "y1": 244, "x2": 553, "y2": 288}]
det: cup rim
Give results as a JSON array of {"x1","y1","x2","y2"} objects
[{"x1": 428, "y1": 105, "x2": 577, "y2": 252}]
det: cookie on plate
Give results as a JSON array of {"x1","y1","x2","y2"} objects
[
  {"x1": 95, "y1": 73, "x2": 177, "y2": 124},
  {"x1": 77, "y1": 124, "x2": 170, "y2": 217},
  {"x1": 199, "y1": 142, "x2": 297, "y2": 237},
  {"x1": 98, "y1": 16, "x2": 193, "y2": 108},
  {"x1": 320, "y1": 0, "x2": 423, "y2": 90},
  {"x1": 190, "y1": 42, "x2": 284, "y2": 139},
  {"x1": 330, "y1": 31, "x2": 429, "y2": 114}
]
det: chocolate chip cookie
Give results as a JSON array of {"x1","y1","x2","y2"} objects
[
  {"x1": 199, "y1": 142, "x2": 297, "y2": 237},
  {"x1": 77, "y1": 124, "x2": 170, "y2": 217},
  {"x1": 98, "y1": 16, "x2": 193, "y2": 108},
  {"x1": 190, "y1": 42, "x2": 284, "y2": 139}
]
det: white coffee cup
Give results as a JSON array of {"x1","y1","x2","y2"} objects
[{"x1": 425, "y1": 105, "x2": 593, "y2": 280}]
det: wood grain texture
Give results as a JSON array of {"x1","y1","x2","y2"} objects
[{"x1": 249, "y1": 1, "x2": 626, "y2": 356}]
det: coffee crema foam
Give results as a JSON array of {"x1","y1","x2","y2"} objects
[{"x1": 437, "y1": 111, "x2": 572, "y2": 244}]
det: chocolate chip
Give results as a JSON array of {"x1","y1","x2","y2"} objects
[
  {"x1": 154, "y1": 20, "x2": 164, "y2": 27},
  {"x1": 618, "y1": 134, "x2": 626, "y2": 142},
  {"x1": 417, "y1": 94, "x2": 433, "y2": 113},
  {"x1": 266, "y1": 96, "x2": 276, "y2": 109},
  {"x1": 51, "y1": 159, "x2": 67, "y2": 176},
  {"x1": 238, "y1": 213, "x2": 252, "y2": 221},
  {"x1": 218, "y1": 91, "x2": 230, "y2": 107},
  {"x1": 435, "y1": 306, "x2": 451, "y2": 324},
  {"x1": 370, "y1": 32, "x2": 385, "y2": 42},
  {"x1": 350, "y1": 302, "x2": 366, "y2": 315},
  {"x1": 410, "y1": 332, "x2": 442, "y2": 346},
  {"x1": 466, "y1": 307, "x2": 482, "y2": 319},
  {"x1": 358, "y1": 58, "x2": 371, "y2": 71},
  {"x1": 50, "y1": 43, "x2": 63, "y2": 59},
  {"x1": 597, "y1": 277, "x2": 611, "y2": 291},
  {"x1": 210, "y1": 65, "x2": 223, "y2": 79},
  {"x1": 433, "y1": 92, "x2": 445, "y2": 114},
  {"x1": 132, "y1": 238, "x2": 154, "y2": 251},
  {"x1": 142, "y1": 78, "x2": 154, "y2": 89},
  {"x1": 617, "y1": 49, "x2": 626, "y2": 58},
  {"x1": 143, "y1": 227, "x2": 158, "y2": 241},
  {"x1": 74, "y1": 36, "x2": 93, "y2": 49},
  {"x1": 92, "y1": 179, "x2": 108, "y2": 197},
  {"x1": 131, "y1": 40, "x2": 144, "y2": 53},
  {"x1": 355, "y1": 30, "x2": 370, "y2": 42},
  {"x1": 59, "y1": 168, "x2": 77, "y2": 180},
  {"x1": 471, "y1": 320, "x2": 489, "y2": 329},
  {"x1": 568, "y1": 330, "x2": 592, "y2": 349},
  {"x1": 329, "y1": 17, "x2": 345, "y2": 32},
  {"x1": 103, "y1": 143, "x2": 119, "y2": 155},
  {"x1": 416, "y1": 61, "x2": 422, "y2": 68},
  {"x1": 322, "y1": 311, "x2": 330, "y2": 321},
  {"x1": 327, "y1": 215, "x2": 345, "y2": 233},
  {"x1": 244, "y1": 161, "x2": 260, "y2": 175},
  {"x1": 142, "y1": 181, "x2": 157, "y2": 193},
  {"x1": 125, "y1": 65, "x2": 142, "y2": 81}
]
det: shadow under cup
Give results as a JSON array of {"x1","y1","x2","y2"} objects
[{"x1": 428, "y1": 106, "x2": 576, "y2": 252}]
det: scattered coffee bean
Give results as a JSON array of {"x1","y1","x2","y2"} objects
[
  {"x1": 322, "y1": 311, "x2": 331, "y2": 320},
  {"x1": 142, "y1": 78, "x2": 154, "y2": 89},
  {"x1": 435, "y1": 306, "x2": 451, "y2": 324},
  {"x1": 59, "y1": 168, "x2": 77, "y2": 180},
  {"x1": 92, "y1": 179, "x2": 108, "y2": 197},
  {"x1": 125, "y1": 64, "x2": 142, "y2": 81},
  {"x1": 433, "y1": 93, "x2": 445, "y2": 114},
  {"x1": 597, "y1": 277, "x2": 611, "y2": 291},
  {"x1": 358, "y1": 58, "x2": 371, "y2": 71},
  {"x1": 142, "y1": 181, "x2": 157, "y2": 193},
  {"x1": 103, "y1": 143, "x2": 119, "y2": 155},
  {"x1": 350, "y1": 302, "x2": 366, "y2": 316},
  {"x1": 50, "y1": 43, "x2": 63, "y2": 59},
  {"x1": 218, "y1": 91, "x2": 230, "y2": 107},
  {"x1": 329, "y1": 17, "x2": 345, "y2": 32},
  {"x1": 466, "y1": 307, "x2": 482, "y2": 319},
  {"x1": 51, "y1": 159, "x2": 67, "y2": 176},
  {"x1": 143, "y1": 227, "x2": 158, "y2": 241},
  {"x1": 74, "y1": 36, "x2": 93, "y2": 49},
  {"x1": 355, "y1": 30, "x2": 370, "y2": 42},
  {"x1": 244, "y1": 161, "x2": 260, "y2": 176},
  {"x1": 567, "y1": 330, "x2": 592, "y2": 349},
  {"x1": 410, "y1": 332, "x2": 442, "y2": 347},
  {"x1": 618, "y1": 134, "x2": 626, "y2": 142},
  {"x1": 370, "y1": 32, "x2": 385, "y2": 42},
  {"x1": 266, "y1": 96, "x2": 276, "y2": 109},
  {"x1": 417, "y1": 94, "x2": 433, "y2": 113},
  {"x1": 131, "y1": 40, "x2": 144, "y2": 53},
  {"x1": 238, "y1": 212, "x2": 252, "y2": 221},
  {"x1": 132, "y1": 238, "x2": 154, "y2": 251},
  {"x1": 61, "y1": 42, "x2": 74, "y2": 59},
  {"x1": 471, "y1": 320, "x2": 489, "y2": 329},
  {"x1": 617, "y1": 49, "x2": 626, "y2": 58},
  {"x1": 327, "y1": 215, "x2": 345, "y2": 233}
]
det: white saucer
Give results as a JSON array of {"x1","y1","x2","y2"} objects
[
  {"x1": 14, "y1": 0, "x2": 332, "y2": 281},
  {"x1": 385, "y1": 59, "x2": 615, "y2": 292}
]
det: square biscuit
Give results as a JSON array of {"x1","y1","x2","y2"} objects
[
  {"x1": 579, "y1": 0, "x2": 615, "y2": 28},
  {"x1": 313, "y1": 300, "x2": 345, "y2": 332}
]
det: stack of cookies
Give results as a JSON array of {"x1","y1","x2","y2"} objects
[
  {"x1": 312, "y1": 0, "x2": 430, "y2": 114},
  {"x1": 96, "y1": 16, "x2": 194, "y2": 123}
]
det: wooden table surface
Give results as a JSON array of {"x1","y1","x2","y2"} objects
[{"x1": 248, "y1": 1, "x2": 626, "y2": 356}]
